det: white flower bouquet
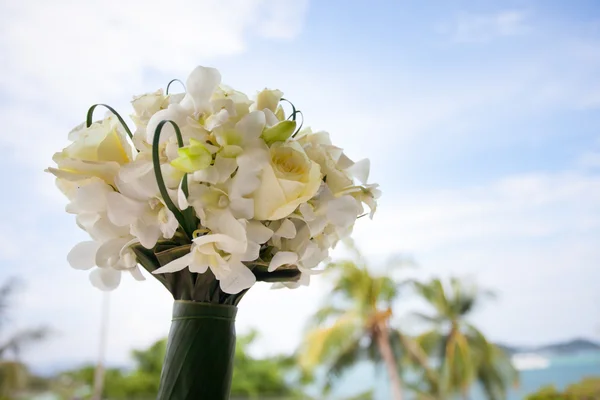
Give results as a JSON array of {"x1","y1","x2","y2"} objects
[{"x1": 47, "y1": 66, "x2": 380, "y2": 399}]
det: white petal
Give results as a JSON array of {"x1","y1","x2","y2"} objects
[
  {"x1": 158, "y1": 207, "x2": 179, "y2": 239},
  {"x1": 129, "y1": 266, "x2": 146, "y2": 281},
  {"x1": 67, "y1": 241, "x2": 100, "y2": 270},
  {"x1": 236, "y1": 146, "x2": 269, "y2": 172},
  {"x1": 336, "y1": 152, "x2": 354, "y2": 169},
  {"x1": 246, "y1": 221, "x2": 273, "y2": 244},
  {"x1": 204, "y1": 108, "x2": 230, "y2": 131},
  {"x1": 132, "y1": 220, "x2": 162, "y2": 249},
  {"x1": 189, "y1": 256, "x2": 209, "y2": 274},
  {"x1": 181, "y1": 66, "x2": 221, "y2": 112},
  {"x1": 193, "y1": 233, "x2": 246, "y2": 255},
  {"x1": 229, "y1": 197, "x2": 254, "y2": 220},
  {"x1": 193, "y1": 167, "x2": 219, "y2": 184},
  {"x1": 263, "y1": 109, "x2": 280, "y2": 126},
  {"x1": 299, "y1": 203, "x2": 316, "y2": 221},
  {"x1": 306, "y1": 216, "x2": 328, "y2": 236},
  {"x1": 153, "y1": 252, "x2": 194, "y2": 274},
  {"x1": 275, "y1": 219, "x2": 296, "y2": 239},
  {"x1": 230, "y1": 170, "x2": 261, "y2": 198},
  {"x1": 327, "y1": 195, "x2": 360, "y2": 228},
  {"x1": 252, "y1": 164, "x2": 287, "y2": 220},
  {"x1": 346, "y1": 158, "x2": 370, "y2": 184},
  {"x1": 219, "y1": 259, "x2": 256, "y2": 294},
  {"x1": 241, "y1": 241, "x2": 260, "y2": 262},
  {"x1": 95, "y1": 238, "x2": 130, "y2": 269},
  {"x1": 90, "y1": 268, "x2": 121, "y2": 291},
  {"x1": 106, "y1": 192, "x2": 143, "y2": 226},
  {"x1": 66, "y1": 180, "x2": 112, "y2": 214},
  {"x1": 236, "y1": 110, "x2": 266, "y2": 141},
  {"x1": 214, "y1": 155, "x2": 238, "y2": 183},
  {"x1": 268, "y1": 251, "x2": 298, "y2": 272},
  {"x1": 216, "y1": 210, "x2": 247, "y2": 245},
  {"x1": 146, "y1": 105, "x2": 187, "y2": 144},
  {"x1": 177, "y1": 178, "x2": 190, "y2": 210}
]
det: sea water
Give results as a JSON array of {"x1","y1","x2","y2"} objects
[{"x1": 317, "y1": 351, "x2": 600, "y2": 399}]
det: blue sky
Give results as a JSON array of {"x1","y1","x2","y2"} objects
[{"x1": 0, "y1": 0, "x2": 599, "y2": 371}]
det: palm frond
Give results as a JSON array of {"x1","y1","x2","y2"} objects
[
  {"x1": 323, "y1": 336, "x2": 368, "y2": 393},
  {"x1": 308, "y1": 306, "x2": 347, "y2": 329},
  {"x1": 411, "y1": 311, "x2": 443, "y2": 325},
  {"x1": 299, "y1": 311, "x2": 362, "y2": 370},
  {"x1": 395, "y1": 331, "x2": 440, "y2": 394},
  {"x1": 0, "y1": 278, "x2": 19, "y2": 331},
  {"x1": 0, "y1": 327, "x2": 50, "y2": 358}
]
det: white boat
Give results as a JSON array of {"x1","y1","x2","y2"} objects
[{"x1": 511, "y1": 353, "x2": 551, "y2": 370}]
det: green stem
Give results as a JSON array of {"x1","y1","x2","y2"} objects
[
  {"x1": 291, "y1": 110, "x2": 304, "y2": 137},
  {"x1": 167, "y1": 121, "x2": 198, "y2": 236},
  {"x1": 152, "y1": 120, "x2": 190, "y2": 239},
  {"x1": 280, "y1": 98, "x2": 297, "y2": 120},
  {"x1": 166, "y1": 79, "x2": 186, "y2": 95},
  {"x1": 86, "y1": 104, "x2": 134, "y2": 140}
]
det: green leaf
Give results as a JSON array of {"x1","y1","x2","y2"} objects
[
  {"x1": 261, "y1": 120, "x2": 296, "y2": 144},
  {"x1": 166, "y1": 79, "x2": 186, "y2": 95},
  {"x1": 251, "y1": 265, "x2": 301, "y2": 282},
  {"x1": 86, "y1": 103, "x2": 134, "y2": 140},
  {"x1": 152, "y1": 120, "x2": 190, "y2": 238},
  {"x1": 155, "y1": 245, "x2": 192, "y2": 267},
  {"x1": 157, "y1": 302, "x2": 237, "y2": 400}
]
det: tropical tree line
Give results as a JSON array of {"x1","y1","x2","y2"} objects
[
  {"x1": 1, "y1": 241, "x2": 521, "y2": 400},
  {"x1": 300, "y1": 243, "x2": 519, "y2": 400}
]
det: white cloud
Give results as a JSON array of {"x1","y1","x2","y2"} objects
[
  {"x1": 351, "y1": 168, "x2": 600, "y2": 342},
  {"x1": 451, "y1": 10, "x2": 529, "y2": 43},
  {"x1": 0, "y1": 0, "x2": 308, "y2": 109}
]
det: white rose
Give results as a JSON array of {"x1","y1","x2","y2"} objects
[
  {"x1": 299, "y1": 131, "x2": 354, "y2": 195},
  {"x1": 47, "y1": 115, "x2": 133, "y2": 184},
  {"x1": 255, "y1": 88, "x2": 283, "y2": 114},
  {"x1": 252, "y1": 141, "x2": 321, "y2": 220}
]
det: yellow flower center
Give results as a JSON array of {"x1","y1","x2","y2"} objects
[{"x1": 271, "y1": 147, "x2": 308, "y2": 180}]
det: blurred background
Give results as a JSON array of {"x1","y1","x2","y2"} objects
[{"x1": 1, "y1": 0, "x2": 599, "y2": 399}]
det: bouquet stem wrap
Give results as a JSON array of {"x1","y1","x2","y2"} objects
[{"x1": 157, "y1": 301, "x2": 237, "y2": 400}]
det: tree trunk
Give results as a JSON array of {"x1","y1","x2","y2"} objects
[
  {"x1": 92, "y1": 293, "x2": 110, "y2": 400},
  {"x1": 375, "y1": 322, "x2": 403, "y2": 400}
]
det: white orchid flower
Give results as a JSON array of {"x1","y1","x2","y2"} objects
[
  {"x1": 152, "y1": 233, "x2": 255, "y2": 294},
  {"x1": 65, "y1": 178, "x2": 129, "y2": 241},
  {"x1": 67, "y1": 236, "x2": 142, "y2": 291},
  {"x1": 106, "y1": 191, "x2": 179, "y2": 249}
]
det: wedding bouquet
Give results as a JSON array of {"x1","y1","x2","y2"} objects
[{"x1": 47, "y1": 65, "x2": 380, "y2": 399}]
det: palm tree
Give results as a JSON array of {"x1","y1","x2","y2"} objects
[
  {"x1": 299, "y1": 243, "x2": 411, "y2": 400},
  {"x1": 0, "y1": 278, "x2": 49, "y2": 398},
  {"x1": 411, "y1": 278, "x2": 518, "y2": 400}
]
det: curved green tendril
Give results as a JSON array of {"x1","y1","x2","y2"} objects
[
  {"x1": 291, "y1": 110, "x2": 304, "y2": 138},
  {"x1": 280, "y1": 98, "x2": 297, "y2": 121},
  {"x1": 167, "y1": 121, "x2": 197, "y2": 236},
  {"x1": 86, "y1": 104, "x2": 134, "y2": 140},
  {"x1": 166, "y1": 79, "x2": 186, "y2": 95},
  {"x1": 152, "y1": 120, "x2": 192, "y2": 239}
]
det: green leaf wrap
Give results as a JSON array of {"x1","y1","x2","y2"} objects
[{"x1": 157, "y1": 301, "x2": 237, "y2": 400}]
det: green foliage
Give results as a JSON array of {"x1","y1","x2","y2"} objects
[
  {"x1": 410, "y1": 278, "x2": 518, "y2": 400},
  {"x1": 0, "y1": 362, "x2": 27, "y2": 398},
  {"x1": 231, "y1": 330, "x2": 299, "y2": 399},
  {"x1": 58, "y1": 331, "x2": 301, "y2": 399},
  {"x1": 299, "y1": 241, "x2": 411, "y2": 396},
  {"x1": 525, "y1": 377, "x2": 600, "y2": 400},
  {"x1": 0, "y1": 278, "x2": 49, "y2": 399}
]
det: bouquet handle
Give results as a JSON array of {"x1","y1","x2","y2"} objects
[{"x1": 157, "y1": 301, "x2": 237, "y2": 400}]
